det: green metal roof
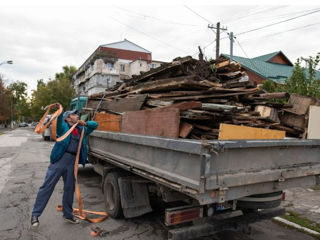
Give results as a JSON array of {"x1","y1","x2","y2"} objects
[
  {"x1": 221, "y1": 52, "x2": 320, "y2": 84},
  {"x1": 252, "y1": 51, "x2": 280, "y2": 62}
]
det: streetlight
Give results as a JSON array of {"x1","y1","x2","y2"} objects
[{"x1": 0, "y1": 60, "x2": 13, "y2": 66}]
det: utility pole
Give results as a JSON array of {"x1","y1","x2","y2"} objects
[
  {"x1": 208, "y1": 22, "x2": 227, "y2": 59},
  {"x1": 229, "y1": 32, "x2": 234, "y2": 62}
]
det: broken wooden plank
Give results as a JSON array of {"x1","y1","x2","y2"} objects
[
  {"x1": 255, "y1": 105, "x2": 280, "y2": 123},
  {"x1": 179, "y1": 122, "x2": 194, "y2": 138},
  {"x1": 146, "y1": 100, "x2": 174, "y2": 107},
  {"x1": 215, "y1": 59, "x2": 230, "y2": 69},
  {"x1": 284, "y1": 94, "x2": 318, "y2": 115},
  {"x1": 129, "y1": 76, "x2": 210, "y2": 93},
  {"x1": 160, "y1": 88, "x2": 259, "y2": 101},
  {"x1": 164, "y1": 101, "x2": 202, "y2": 111},
  {"x1": 218, "y1": 123, "x2": 285, "y2": 140},
  {"x1": 87, "y1": 94, "x2": 147, "y2": 113},
  {"x1": 121, "y1": 108, "x2": 180, "y2": 138},
  {"x1": 253, "y1": 92, "x2": 289, "y2": 100},
  {"x1": 202, "y1": 103, "x2": 244, "y2": 112},
  {"x1": 280, "y1": 112, "x2": 306, "y2": 130},
  {"x1": 94, "y1": 112, "x2": 121, "y2": 132}
]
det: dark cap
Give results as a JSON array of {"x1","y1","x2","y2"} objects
[{"x1": 63, "y1": 109, "x2": 78, "y2": 121}]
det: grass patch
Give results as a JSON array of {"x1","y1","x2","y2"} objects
[
  {"x1": 284, "y1": 203, "x2": 294, "y2": 208},
  {"x1": 282, "y1": 211, "x2": 320, "y2": 236},
  {"x1": 272, "y1": 218, "x2": 320, "y2": 239},
  {"x1": 311, "y1": 185, "x2": 320, "y2": 191},
  {"x1": 0, "y1": 131, "x2": 3, "y2": 135}
]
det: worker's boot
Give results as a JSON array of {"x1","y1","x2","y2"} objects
[
  {"x1": 31, "y1": 216, "x2": 39, "y2": 228},
  {"x1": 63, "y1": 216, "x2": 80, "y2": 224}
]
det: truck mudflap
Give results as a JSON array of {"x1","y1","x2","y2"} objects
[{"x1": 168, "y1": 207, "x2": 285, "y2": 240}]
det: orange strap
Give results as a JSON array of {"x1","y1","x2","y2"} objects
[{"x1": 35, "y1": 103, "x2": 108, "y2": 223}]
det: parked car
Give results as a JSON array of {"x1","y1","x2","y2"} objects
[
  {"x1": 18, "y1": 122, "x2": 28, "y2": 127},
  {"x1": 31, "y1": 122, "x2": 38, "y2": 127}
]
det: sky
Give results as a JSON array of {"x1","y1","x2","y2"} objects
[{"x1": 0, "y1": 0, "x2": 319, "y2": 95}]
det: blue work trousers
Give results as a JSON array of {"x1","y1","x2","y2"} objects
[{"x1": 32, "y1": 153, "x2": 76, "y2": 219}]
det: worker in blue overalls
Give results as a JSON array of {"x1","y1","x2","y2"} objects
[{"x1": 31, "y1": 104, "x2": 98, "y2": 227}]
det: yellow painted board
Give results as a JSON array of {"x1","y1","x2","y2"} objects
[{"x1": 218, "y1": 123, "x2": 285, "y2": 140}]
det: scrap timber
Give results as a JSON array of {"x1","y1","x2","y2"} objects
[{"x1": 84, "y1": 55, "x2": 318, "y2": 139}]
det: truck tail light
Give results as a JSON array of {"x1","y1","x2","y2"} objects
[{"x1": 165, "y1": 206, "x2": 203, "y2": 226}]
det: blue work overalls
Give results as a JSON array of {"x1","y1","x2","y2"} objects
[{"x1": 32, "y1": 132, "x2": 80, "y2": 219}]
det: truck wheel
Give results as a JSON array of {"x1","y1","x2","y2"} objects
[
  {"x1": 237, "y1": 191, "x2": 282, "y2": 210},
  {"x1": 103, "y1": 172, "x2": 123, "y2": 218}
]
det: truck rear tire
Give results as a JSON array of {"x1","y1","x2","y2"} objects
[
  {"x1": 103, "y1": 172, "x2": 123, "y2": 218},
  {"x1": 237, "y1": 191, "x2": 282, "y2": 210}
]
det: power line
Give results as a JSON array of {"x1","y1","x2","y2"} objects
[
  {"x1": 224, "y1": 6, "x2": 288, "y2": 25},
  {"x1": 234, "y1": 37, "x2": 263, "y2": 74},
  {"x1": 272, "y1": 7, "x2": 320, "y2": 18},
  {"x1": 236, "y1": 8, "x2": 320, "y2": 36},
  {"x1": 184, "y1": 5, "x2": 216, "y2": 33},
  {"x1": 115, "y1": 6, "x2": 201, "y2": 27},
  {"x1": 108, "y1": 16, "x2": 188, "y2": 54},
  {"x1": 263, "y1": 22, "x2": 320, "y2": 38}
]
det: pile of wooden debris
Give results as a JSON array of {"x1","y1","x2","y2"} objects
[{"x1": 83, "y1": 56, "x2": 319, "y2": 140}]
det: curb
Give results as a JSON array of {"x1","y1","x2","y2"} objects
[{"x1": 273, "y1": 216, "x2": 320, "y2": 236}]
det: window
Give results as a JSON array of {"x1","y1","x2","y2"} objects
[
  {"x1": 120, "y1": 64, "x2": 125, "y2": 72},
  {"x1": 106, "y1": 62, "x2": 114, "y2": 69}
]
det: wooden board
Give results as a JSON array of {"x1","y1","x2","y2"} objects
[
  {"x1": 94, "y1": 112, "x2": 121, "y2": 132},
  {"x1": 218, "y1": 123, "x2": 285, "y2": 140},
  {"x1": 121, "y1": 108, "x2": 180, "y2": 138},
  {"x1": 87, "y1": 94, "x2": 147, "y2": 113},
  {"x1": 179, "y1": 122, "x2": 193, "y2": 138},
  {"x1": 307, "y1": 105, "x2": 320, "y2": 139},
  {"x1": 130, "y1": 76, "x2": 210, "y2": 93},
  {"x1": 164, "y1": 101, "x2": 202, "y2": 111},
  {"x1": 280, "y1": 112, "x2": 306, "y2": 130},
  {"x1": 284, "y1": 94, "x2": 317, "y2": 115},
  {"x1": 255, "y1": 105, "x2": 280, "y2": 123}
]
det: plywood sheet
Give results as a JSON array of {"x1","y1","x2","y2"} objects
[
  {"x1": 94, "y1": 112, "x2": 121, "y2": 132},
  {"x1": 121, "y1": 108, "x2": 180, "y2": 138},
  {"x1": 218, "y1": 123, "x2": 285, "y2": 140},
  {"x1": 307, "y1": 105, "x2": 320, "y2": 139}
]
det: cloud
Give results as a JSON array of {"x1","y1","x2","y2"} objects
[{"x1": 0, "y1": 4, "x2": 319, "y2": 95}]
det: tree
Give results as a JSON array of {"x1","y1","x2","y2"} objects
[
  {"x1": 0, "y1": 76, "x2": 11, "y2": 123},
  {"x1": 262, "y1": 53, "x2": 320, "y2": 99},
  {"x1": 7, "y1": 81, "x2": 31, "y2": 121},
  {"x1": 30, "y1": 66, "x2": 77, "y2": 120},
  {"x1": 55, "y1": 66, "x2": 77, "y2": 82}
]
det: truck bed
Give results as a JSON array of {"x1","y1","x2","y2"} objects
[{"x1": 88, "y1": 131, "x2": 320, "y2": 205}]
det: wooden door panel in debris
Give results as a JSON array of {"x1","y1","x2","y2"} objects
[{"x1": 121, "y1": 108, "x2": 180, "y2": 138}]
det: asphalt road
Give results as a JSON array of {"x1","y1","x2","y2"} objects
[{"x1": 0, "y1": 128, "x2": 316, "y2": 240}]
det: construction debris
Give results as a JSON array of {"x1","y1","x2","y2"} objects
[{"x1": 84, "y1": 55, "x2": 319, "y2": 140}]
